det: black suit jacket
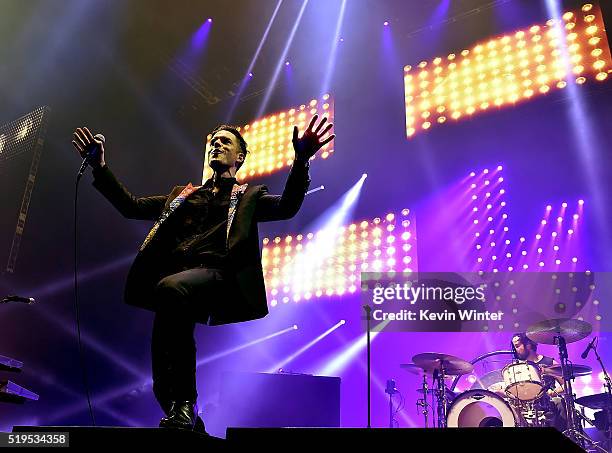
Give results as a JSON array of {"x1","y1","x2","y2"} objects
[{"x1": 91, "y1": 162, "x2": 310, "y2": 325}]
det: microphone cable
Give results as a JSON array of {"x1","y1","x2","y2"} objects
[{"x1": 74, "y1": 157, "x2": 97, "y2": 426}]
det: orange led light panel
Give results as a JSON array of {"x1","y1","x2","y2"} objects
[
  {"x1": 404, "y1": 3, "x2": 611, "y2": 137},
  {"x1": 261, "y1": 209, "x2": 417, "y2": 306}
]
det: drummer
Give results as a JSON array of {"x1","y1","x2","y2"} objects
[
  {"x1": 511, "y1": 333, "x2": 557, "y2": 370},
  {"x1": 511, "y1": 332, "x2": 567, "y2": 430}
]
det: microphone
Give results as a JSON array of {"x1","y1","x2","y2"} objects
[
  {"x1": 1, "y1": 295, "x2": 35, "y2": 304},
  {"x1": 385, "y1": 379, "x2": 398, "y2": 395},
  {"x1": 581, "y1": 336, "x2": 597, "y2": 359},
  {"x1": 77, "y1": 133, "x2": 105, "y2": 177}
]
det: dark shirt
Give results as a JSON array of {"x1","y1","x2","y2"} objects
[{"x1": 166, "y1": 176, "x2": 237, "y2": 272}]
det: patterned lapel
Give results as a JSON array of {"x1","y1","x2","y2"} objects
[
  {"x1": 139, "y1": 183, "x2": 200, "y2": 252},
  {"x1": 226, "y1": 183, "x2": 249, "y2": 247}
]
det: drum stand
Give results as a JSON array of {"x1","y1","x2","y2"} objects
[{"x1": 554, "y1": 335, "x2": 605, "y2": 452}]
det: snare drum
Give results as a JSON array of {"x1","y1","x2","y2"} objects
[
  {"x1": 446, "y1": 390, "x2": 519, "y2": 428},
  {"x1": 502, "y1": 361, "x2": 544, "y2": 401}
]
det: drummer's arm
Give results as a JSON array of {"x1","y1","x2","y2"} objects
[{"x1": 543, "y1": 361, "x2": 564, "y2": 395}]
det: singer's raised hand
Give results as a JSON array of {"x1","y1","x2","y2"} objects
[{"x1": 72, "y1": 126, "x2": 105, "y2": 168}]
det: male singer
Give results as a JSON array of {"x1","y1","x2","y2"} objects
[{"x1": 72, "y1": 115, "x2": 334, "y2": 432}]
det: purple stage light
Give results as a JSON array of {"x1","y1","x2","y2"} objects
[
  {"x1": 207, "y1": 17, "x2": 212, "y2": 22},
  {"x1": 383, "y1": 21, "x2": 389, "y2": 26},
  {"x1": 248, "y1": 72, "x2": 253, "y2": 77},
  {"x1": 285, "y1": 61, "x2": 290, "y2": 66}
]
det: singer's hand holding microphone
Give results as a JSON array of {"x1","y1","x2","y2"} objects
[{"x1": 72, "y1": 127, "x2": 105, "y2": 175}]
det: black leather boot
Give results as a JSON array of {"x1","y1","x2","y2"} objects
[
  {"x1": 194, "y1": 415, "x2": 208, "y2": 435},
  {"x1": 159, "y1": 400, "x2": 197, "y2": 430}
]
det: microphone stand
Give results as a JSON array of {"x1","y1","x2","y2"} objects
[{"x1": 363, "y1": 305, "x2": 372, "y2": 429}]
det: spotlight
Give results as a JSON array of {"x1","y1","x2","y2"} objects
[
  {"x1": 383, "y1": 21, "x2": 389, "y2": 26},
  {"x1": 285, "y1": 61, "x2": 290, "y2": 66},
  {"x1": 578, "y1": 199, "x2": 585, "y2": 205},
  {"x1": 293, "y1": 324, "x2": 298, "y2": 330},
  {"x1": 546, "y1": 205, "x2": 552, "y2": 211},
  {"x1": 207, "y1": 18, "x2": 212, "y2": 23},
  {"x1": 362, "y1": 173, "x2": 368, "y2": 179},
  {"x1": 562, "y1": 202, "x2": 568, "y2": 208},
  {"x1": 340, "y1": 37, "x2": 344, "y2": 42},
  {"x1": 497, "y1": 165, "x2": 503, "y2": 171},
  {"x1": 248, "y1": 72, "x2": 254, "y2": 77}
]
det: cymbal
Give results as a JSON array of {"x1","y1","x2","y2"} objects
[
  {"x1": 417, "y1": 388, "x2": 456, "y2": 399},
  {"x1": 400, "y1": 363, "x2": 425, "y2": 375},
  {"x1": 575, "y1": 393, "x2": 612, "y2": 410},
  {"x1": 542, "y1": 364, "x2": 592, "y2": 377},
  {"x1": 526, "y1": 318, "x2": 592, "y2": 345},
  {"x1": 412, "y1": 352, "x2": 474, "y2": 376}
]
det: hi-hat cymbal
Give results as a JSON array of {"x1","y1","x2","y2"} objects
[
  {"x1": 526, "y1": 318, "x2": 592, "y2": 345},
  {"x1": 412, "y1": 352, "x2": 474, "y2": 376},
  {"x1": 542, "y1": 364, "x2": 592, "y2": 377},
  {"x1": 417, "y1": 388, "x2": 456, "y2": 399},
  {"x1": 575, "y1": 393, "x2": 612, "y2": 410}
]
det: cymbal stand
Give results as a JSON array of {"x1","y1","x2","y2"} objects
[
  {"x1": 435, "y1": 364, "x2": 449, "y2": 428},
  {"x1": 592, "y1": 340, "x2": 612, "y2": 451},
  {"x1": 416, "y1": 374, "x2": 430, "y2": 428},
  {"x1": 555, "y1": 335, "x2": 604, "y2": 452}
]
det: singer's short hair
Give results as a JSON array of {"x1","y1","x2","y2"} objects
[
  {"x1": 512, "y1": 332, "x2": 538, "y2": 352},
  {"x1": 210, "y1": 125, "x2": 249, "y2": 170}
]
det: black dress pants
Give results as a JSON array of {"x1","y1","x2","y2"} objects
[{"x1": 151, "y1": 267, "x2": 224, "y2": 413}]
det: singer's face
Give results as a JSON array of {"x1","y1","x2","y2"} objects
[{"x1": 208, "y1": 130, "x2": 245, "y2": 172}]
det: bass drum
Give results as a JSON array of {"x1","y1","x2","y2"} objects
[{"x1": 446, "y1": 390, "x2": 519, "y2": 428}]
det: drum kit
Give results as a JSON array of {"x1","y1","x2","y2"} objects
[{"x1": 402, "y1": 318, "x2": 612, "y2": 452}]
